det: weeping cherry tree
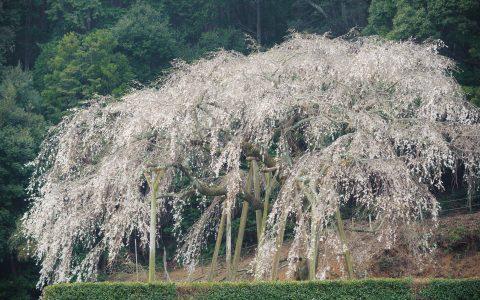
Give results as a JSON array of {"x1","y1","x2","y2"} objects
[{"x1": 22, "y1": 33, "x2": 480, "y2": 286}]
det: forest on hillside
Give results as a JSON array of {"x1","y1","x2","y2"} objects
[{"x1": 1, "y1": 1, "x2": 479, "y2": 298}]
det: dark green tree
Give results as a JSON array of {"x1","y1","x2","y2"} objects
[
  {"x1": 364, "y1": 0, "x2": 436, "y2": 40},
  {"x1": 34, "y1": 29, "x2": 134, "y2": 122},
  {"x1": 192, "y1": 28, "x2": 248, "y2": 57},
  {"x1": 0, "y1": 66, "x2": 45, "y2": 299},
  {"x1": 289, "y1": 0, "x2": 370, "y2": 36},
  {"x1": 162, "y1": 0, "x2": 228, "y2": 43},
  {"x1": 112, "y1": 2, "x2": 180, "y2": 82},
  {"x1": 46, "y1": 0, "x2": 134, "y2": 35},
  {"x1": 0, "y1": 0, "x2": 21, "y2": 66},
  {"x1": 364, "y1": 0, "x2": 480, "y2": 106}
]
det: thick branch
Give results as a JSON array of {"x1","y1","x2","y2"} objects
[
  {"x1": 169, "y1": 163, "x2": 263, "y2": 209},
  {"x1": 242, "y1": 143, "x2": 277, "y2": 168}
]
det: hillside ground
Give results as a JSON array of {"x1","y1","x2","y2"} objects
[{"x1": 109, "y1": 211, "x2": 480, "y2": 282}]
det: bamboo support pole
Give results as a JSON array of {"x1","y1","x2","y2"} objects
[
  {"x1": 232, "y1": 201, "x2": 249, "y2": 280},
  {"x1": 335, "y1": 208, "x2": 354, "y2": 279},
  {"x1": 208, "y1": 203, "x2": 226, "y2": 281}
]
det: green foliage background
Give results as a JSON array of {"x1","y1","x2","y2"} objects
[{"x1": 0, "y1": 0, "x2": 479, "y2": 297}]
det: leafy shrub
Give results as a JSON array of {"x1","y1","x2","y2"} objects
[
  {"x1": 175, "y1": 279, "x2": 413, "y2": 300},
  {"x1": 437, "y1": 225, "x2": 480, "y2": 253},
  {"x1": 419, "y1": 278, "x2": 480, "y2": 300},
  {"x1": 44, "y1": 282, "x2": 176, "y2": 300},
  {"x1": 44, "y1": 279, "x2": 413, "y2": 299},
  {"x1": 43, "y1": 278, "x2": 480, "y2": 300}
]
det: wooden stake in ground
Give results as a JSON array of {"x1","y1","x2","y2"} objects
[
  {"x1": 296, "y1": 179, "x2": 319, "y2": 280},
  {"x1": 144, "y1": 168, "x2": 165, "y2": 283},
  {"x1": 232, "y1": 201, "x2": 249, "y2": 279},
  {"x1": 252, "y1": 160, "x2": 263, "y2": 242},
  {"x1": 163, "y1": 246, "x2": 170, "y2": 281},
  {"x1": 271, "y1": 211, "x2": 287, "y2": 280},
  {"x1": 260, "y1": 172, "x2": 273, "y2": 237},
  {"x1": 208, "y1": 202, "x2": 226, "y2": 281},
  {"x1": 335, "y1": 208, "x2": 354, "y2": 279},
  {"x1": 467, "y1": 176, "x2": 474, "y2": 213},
  {"x1": 134, "y1": 238, "x2": 139, "y2": 282},
  {"x1": 309, "y1": 217, "x2": 319, "y2": 280},
  {"x1": 232, "y1": 161, "x2": 254, "y2": 280},
  {"x1": 226, "y1": 203, "x2": 232, "y2": 280}
]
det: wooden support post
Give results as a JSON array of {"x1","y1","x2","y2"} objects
[
  {"x1": 296, "y1": 179, "x2": 319, "y2": 280},
  {"x1": 148, "y1": 181, "x2": 158, "y2": 282},
  {"x1": 208, "y1": 203, "x2": 226, "y2": 281},
  {"x1": 260, "y1": 172, "x2": 272, "y2": 237},
  {"x1": 226, "y1": 205, "x2": 232, "y2": 280},
  {"x1": 255, "y1": 210, "x2": 263, "y2": 242},
  {"x1": 252, "y1": 160, "x2": 263, "y2": 242},
  {"x1": 232, "y1": 201, "x2": 249, "y2": 280},
  {"x1": 163, "y1": 246, "x2": 170, "y2": 281},
  {"x1": 145, "y1": 168, "x2": 164, "y2": 283},
  {"x1": 271, "y1": 212, "x2": 287, "y2": 280},
  {"x1": 335, "y1": 208, "x2": 354, "y2": 279},
  {"x1": 309, "y1": 217, "x2": 318, "y2": 280},
  {"x1": 134, "y1": 238, "x2": 139, "y2": 282},
  {"x1": 467, "y1": 176, "x2": 473, "y2": 213}
]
